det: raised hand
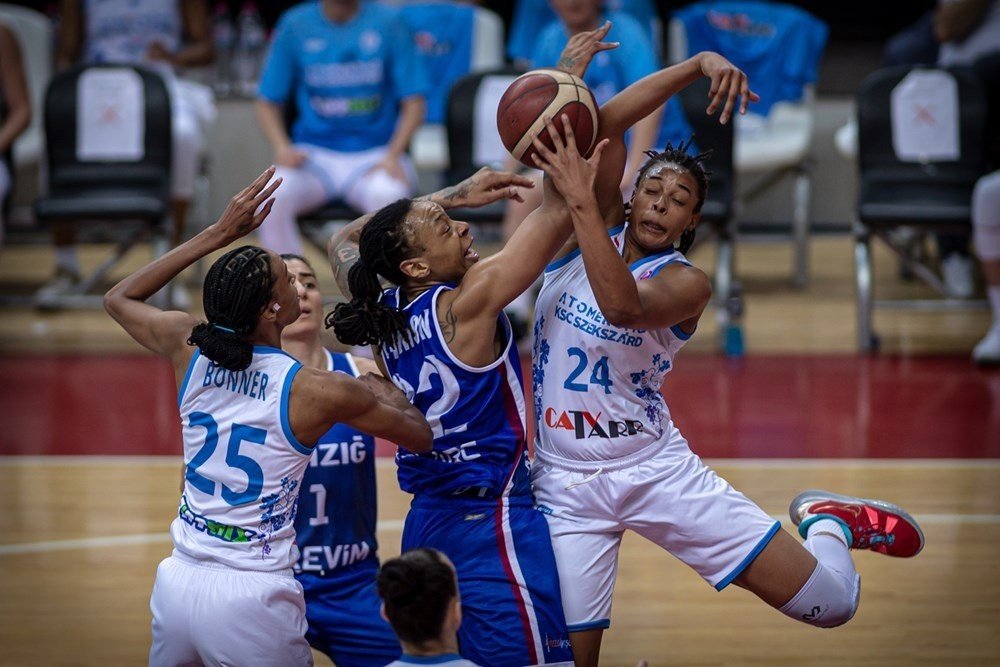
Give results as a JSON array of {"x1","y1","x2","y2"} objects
[
  {"x1": 698, "y1": 52, "x2": 760, "y2": 124},
  {"x1": 556, "y1": 20, "x2": 619, "y2": 79},
  {"x1": 213, "y1": 167, "x2": 282, "y2": 245},
  {"x1": 529, "y1": 114, "x2": 610, "y2": 207},
  {"x1": 432, "y1": 166, "x2": 537, "y2": 208}
]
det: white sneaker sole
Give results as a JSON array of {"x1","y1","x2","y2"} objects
[{"x1": 788, "y1": 489, "x2": 925, "y2": 550}]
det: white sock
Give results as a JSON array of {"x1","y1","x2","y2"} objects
[
  {"x1": 54, "y1": 246, "x2": 79, "y2": 273},
  {"x1": 989, "y1": 286, "x2": 1000, "y2": 328},
  {"x1": 804, "y1": 519, "x2": 855, "y2": 580}
]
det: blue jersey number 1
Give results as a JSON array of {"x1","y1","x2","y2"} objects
[
  {"x1": 187, "y1": 412, "x2": 267, "y2": 506},
  {"x1": 563, "y1": 347, "x2": 613, "y2": 394}
]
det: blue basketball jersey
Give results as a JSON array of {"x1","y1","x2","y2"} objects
[
  {"x1": 293, "y1": 351, "x2": 379, "y2": 576},
  {"x1": 379, "y1": 285, "x2": 531, "y2": 500}
]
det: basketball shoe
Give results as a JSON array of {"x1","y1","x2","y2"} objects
[{"x1": 789, "y1": 490, "x2": 924, "y2": 558}]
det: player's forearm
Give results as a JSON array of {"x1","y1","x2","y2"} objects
[
  {"x1": 170, "y1": 40, "x2": 215, "y2": 68},
  {"x1": 601, "y1": 56, "x2": 703, "y2": 137},
  {"x1": 328, "y1": 217, "x2": 370, "y2": 299},
  {"x1": 627, "y1": 109, "x2": 662, "y2": 170},
  {"x1": 256, "y1": 100, "x2": 293, "y2": 152},
  {"x1": 569, "y1": 200, "x2": 643, "y2": 327},
  {"x1": 105, "y1": 225, "x2": 226, "y2": 313},
  {"x1": 386, "y1": 95, "x2": 425, "y2": 158}
]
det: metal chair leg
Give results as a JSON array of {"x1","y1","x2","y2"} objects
[
  {"x1": 715, "y1": 218, "x2": 735, "y2": 353},
  {"x1": 792, "y1": 168, "x2": 810, "y2": 288},
  {"x1": 854, "y1": 220, "x2": 875, "y2": 352}
]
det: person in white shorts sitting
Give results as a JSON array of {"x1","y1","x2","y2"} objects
[
  {"x1": 255, "y1": 0, "x2": 428, "y2": 256},
  {"x1": 526, "y1": 53, "x2": 927, "y2": 664},
  {"x1": 103, "y1": 167, "x2": 432, "y2": 667}
]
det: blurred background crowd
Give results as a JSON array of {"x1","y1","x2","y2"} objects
[{"x1": 0, "y1": 0, "x2": 997, "y2": 360}]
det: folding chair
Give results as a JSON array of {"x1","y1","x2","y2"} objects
[
  {"x1": 34, "y1": 64, "x2": 173, "y2": 310},
  {"x1": 443, "y1": 66, "x2": 526, "y2": 227},
  {"x1": 676, "y1": 77, "x2": 739, "y2": 354},
  {"x1": 669, "y1": 1, "x2": 828, "y2": 287},
  {"x1": 854, "y1": 65, "x2": 989, "y2": 351}
]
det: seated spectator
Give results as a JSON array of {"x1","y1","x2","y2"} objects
[
  {"x1": 377, "y1": 547, "x2": 479, "y2": 667},
  {"x1": 0, "y1": 20, "x2": 31, "y2": 253},
  {"x1": 40, "y1": 0, "x2": 216, "y2": 305},
  {"x1": 255, "y1": 0, "x2": 427, "y2": 257},
  {"x1": 973, "y1": 170, "x2": 1000, "y2": 364}
]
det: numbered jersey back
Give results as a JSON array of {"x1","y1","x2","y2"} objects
[
  {"x1": 294, "y1": 351, "x2": 379, "y2": 576},
  {"x1": 174, "y1": 345, "x2": 312, "y2": 571},
  {"x1": 380, "y1": 285, "x2": 531, "y2": 499},
  {"x1": 532, "y1": 224, "x2": 693, "y2": 464}
]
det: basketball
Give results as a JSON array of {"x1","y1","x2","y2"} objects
[{"x1": 496, "y1": 69, "x2": 600, "y2": 169}]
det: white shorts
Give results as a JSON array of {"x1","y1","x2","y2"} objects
[
  {"x1": 531, "y1": 422, "x2": 780, "y2": 632},
  {"x1": 149, "y1": 552, "x2": 313, "y2": 667}
]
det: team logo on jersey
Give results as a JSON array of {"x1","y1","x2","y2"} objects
[
  {"x1": 359, "y1": 30, "x2": 381, "y2": 53},
  {"x1": 544, "y1": 407, "x2": 643, "y2": 439}
]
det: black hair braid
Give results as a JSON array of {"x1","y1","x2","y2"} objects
[
  {"x1": 630, "y1": 136, "x2": 712, "y2": 255},
  {"x1": 326, "y1": 198, "x2": 415, "y2": 347},
  {"x1": 187, "y1": 245, "x2": 274, "y2": 371},
  {"x1": 376, "y1": 548, "x2": 456, "y2": 645}
]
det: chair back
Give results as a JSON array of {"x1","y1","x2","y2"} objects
[
  {"x1": 0, "y1": 4, "x2": 53, "y2": 167},
  {"x1": 671, "y1": 1, "x2": 827, "y2": 116},
  {"x1": 44, "y1": 64, "x2": 171, "y2": 196},
  {"x1": 400, "y1": 3, "x2": 503, "y2": 124},
  {"x1": 675, "y1": 77, "x2": 735, "y2": 222},
  {"x1": 445, "y1": 66, "x2": 525, "y2": 182},
  {"x1": 855, "y1": 65, "x2": 988, "y2": 225}
]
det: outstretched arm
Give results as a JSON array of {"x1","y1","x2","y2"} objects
[
  {"x1": 593, "y1": 52, "x2": 758, "y2": 213},
  {"x1": 327, "y1": 167, "x2": 536, "y2": 298},
  {"x1": 452, "y1": 115, "x2": 609, "y2": 318},
  {"x1": 290, "y1": 368, "x2": 432, "y2": 452},
  {"x1": 104, "y1": 168, "x2": 281, "y2": 362}
]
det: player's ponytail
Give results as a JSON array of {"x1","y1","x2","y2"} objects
[
  {"x1": 187, "y1": 245, "x2": 274, "y2": 372},
  {"x1": 327, "y1": 198, "x2": 415, "y2": 348},
  {"x1": 376, "y1": 547, "x2": 457, "y2": 645}
]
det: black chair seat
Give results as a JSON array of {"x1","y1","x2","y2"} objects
[
  {"x1": 36, "y1": 190, "x2": 167, "y2": 221},
  {"x1": 859, "y1": 180, "x2": 975, "y2": 226}
]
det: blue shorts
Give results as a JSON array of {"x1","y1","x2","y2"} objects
[
  {"x1": 297, "y1": 559, "x2": 401, "y2": 667},
  {"x1": 403, "y1": 495, "x2": 573, "y2": 666}
]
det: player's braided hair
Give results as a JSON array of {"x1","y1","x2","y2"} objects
[
  {"x1": 187, "y1": 245, "x2": 275, "y2": 371},
  {"x1": 377, "y1": 547, "x2": 457, "y2": 646},
  {"x1": 326, "y1": 198, "x2": 415, "y2": 348},
  {"x1": 629, "y1": 137, "x2": 712, "y2": 255}
]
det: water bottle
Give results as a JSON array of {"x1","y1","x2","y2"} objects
[
  {"x1": 234, "y1": 2, "x2": 266, "y2": 97},
  {"x1": 723, "y1": 282, "x2": 745, "y2": 358},
  {"x1": 211, "y1": 2, "x2": 235, "y2": 96}
]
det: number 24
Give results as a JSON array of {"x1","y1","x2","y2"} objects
[{"x1": 564, "y1": 347, "x2": 613, "y2": 394}]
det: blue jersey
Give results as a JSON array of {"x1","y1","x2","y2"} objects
[
  {"x1": 293, "y1": 351, "x2": 379, "y2": 575},
  {"x1": 675, "y1": 1, "x2": 827, "y2": 116},
  {"x1": 259, "y1": 1, "x2": 428, "y2": 152},
  {"x1": 399, "y1": 3, "x2": 475, "y2": 124},
  {"x1": 508, "y1": 0, "x2": 658, "y2": 62},
  {"x1": 379, "y1": 285, "x2": 531, "y2": 500}
]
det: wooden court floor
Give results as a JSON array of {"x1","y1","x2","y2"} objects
[
  {"x1": 0, "y1": 235, "x2": 998, "y2": 665},
  {"x1": 1, "y1": 459, "x2": 998, "y2": 666}
]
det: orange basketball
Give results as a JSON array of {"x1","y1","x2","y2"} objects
[{"x1": 496, "y1": 69, "x2": 600, "y2": 169}]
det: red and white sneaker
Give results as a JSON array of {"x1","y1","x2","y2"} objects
[{"x1": 789, "y1": 490, "x2": 925, "y2": 558}]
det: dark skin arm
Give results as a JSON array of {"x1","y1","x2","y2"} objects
[{"x1": 104, "y1": 168, "x2": 281, "y2": 386}]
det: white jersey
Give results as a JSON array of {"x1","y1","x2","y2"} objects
[
  {"x1": 532, "y1": 224, "x2": 693, "y2": 465},
  {"x1": 173, "y1": 345, "x2": 312, "y2": 571},
  {"x1": 386, "y1": 656, "x2": 480, "y2": 667}
]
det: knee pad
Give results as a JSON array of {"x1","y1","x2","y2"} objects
[{"x1": 779, "y1": 563, "x2": 860, "y2": 628}]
